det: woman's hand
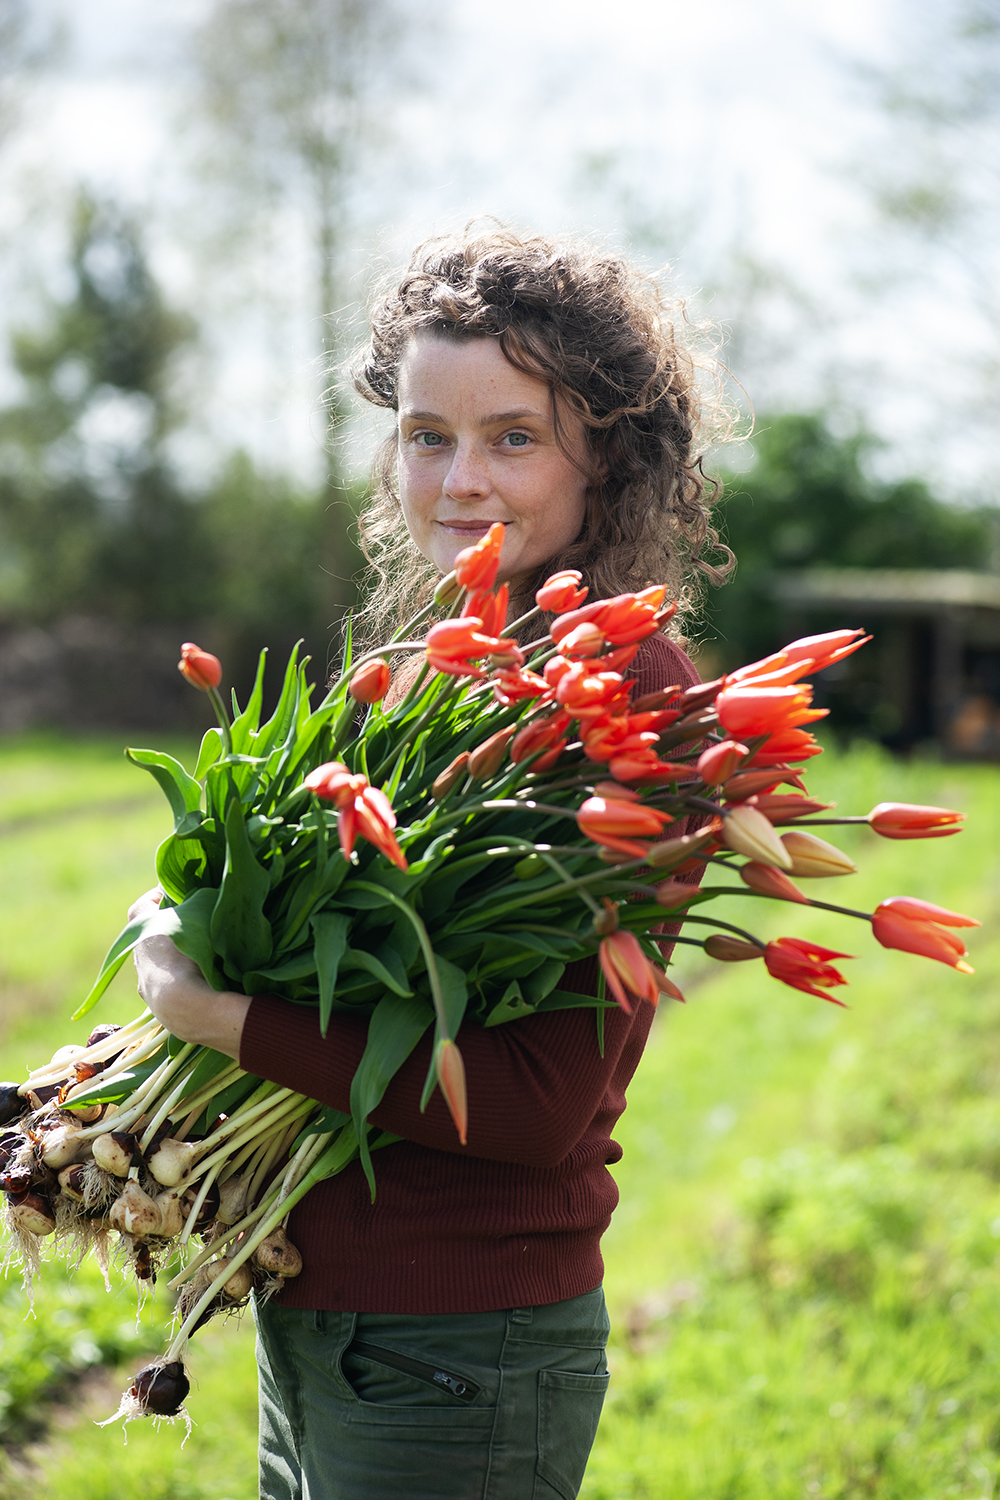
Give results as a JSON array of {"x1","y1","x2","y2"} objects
[{"x1": 129, "y1": 888, "x2": 251, "y2": 1061}]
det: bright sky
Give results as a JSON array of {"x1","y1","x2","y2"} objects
[{"x1": 1, "y1": 0, "x2": 995, "y2": 501}]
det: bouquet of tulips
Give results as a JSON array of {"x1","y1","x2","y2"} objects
[{"x1": 0, "y1": 522, "x2": 979, "y2": 1427}]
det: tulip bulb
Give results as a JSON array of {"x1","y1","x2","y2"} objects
[
  {"x1": 216, "y1": 1173, "x2": 250, "y2": 1226},
  {"x1": 58, "y1": 1164, "x2": 87, "y2": 1201},
  {"x1": 130, "y1": 1360, "x2": 190, "y2": 1417},
  {"x1": 92, "y1": 1131, "x2": 136, "y2": 1177},
  {"x1": 8, "y1": 1190, "x2": 57, "y2": 1236},
  {"x1": 109, "y1": 1180, "x2": 163, "y2": 1239},
  {"x1": 216, "y1": 1256, "x2": 254, "y2": 1301},
  {"x1": 40, "y1": 1120, "x2": 87, "y2": 1171},
  {"x1": 145, "y1": 1137, "x2": 197, "y2": 1187},
  {"x1": 153, "y1": 1189, "x2": 186, "y2": 1239},
  {"x1": 254, "y1": 1227, "x2": 303, "y2": 1278}
]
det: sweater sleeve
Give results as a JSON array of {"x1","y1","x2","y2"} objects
[{"x1": 239, "y1": 631, "x2": 701, "y2": 1170}]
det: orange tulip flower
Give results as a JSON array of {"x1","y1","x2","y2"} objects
[
  {"x1": 867, "y1": 802, "x2": 965, "y2": 840},
  {"x1": 425, "y1": 619, "x2": 517, "y2": 678},
  {"x1": 178, "y1": 642, "x2": 222, "y2": 692},
  {"x1": 492, "y1": 666, "x2": 552, "y2": 706},
  {"x1": 434, "y1": 1038, "x2": 468, "y2": 1145},
  {"x1": 599, "y1": 928, "x2": 665, "y2": 1012},
  {"x1": 509, "y1": 711, "x2": 571, "y2": 770},
  {"x1": 462, "y1": 584, "x2": 509, "y2": 638},
  {"x1": 453, "y1": 522, "x2": 505, "y2": 590},
  {"x1": 763, "y1": 936, "x2": 853, "y2": 1003},
  {"x1": 739, "y1": 861, "x2": 810, "y2": 904},
  {"x1": 730, "y1": 629, "x2": 870, "y2": 687},
  {"x1": 536, "y1": 569, "x2": 588, "y2": 613},
  {"x1": 577, "y1": 795, "x2": 673, "y2": 858},
  {"x1": 696, "y1": 739, "x2": 749, "y2": 786},
  {"x1": 746, "y1": 728, "x2": 824, "y2": 765},
  {"x1": 348, "y1": 658, "x2": 391, "y2": 704},
  {"x1": 303, "y1": 763, "x2": 407, "y2": 870},
  {"x1": 716, "y1": 683, "x2": 828, "y2": 738},
  {"x1": 872, "y1": 897, "x2": 979, "y2": 972}
]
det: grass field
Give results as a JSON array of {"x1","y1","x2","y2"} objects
[{"x1": 0, "y1": 733, "x2": 997, "y2": 1498}]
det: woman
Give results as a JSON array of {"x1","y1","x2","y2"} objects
[{"x1": 132, "y1": 226, "x2": 725, "y2": 1500}]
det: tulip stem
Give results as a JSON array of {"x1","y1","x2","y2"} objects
[
  {"x1": 350, "y1": 881, "x2": 452, "y2": 1040},
  {"x1": 537, "y1": 851, "x2": 604, "y2": 918},
  {"x1": 207, "y1": 686, "x2": 233, "y2": 759},
  {"x1": 698, "y1": 885, "x2": 873, "y2": 922},
  {"x1": 505, "y1": 603, "x2": 543, "y2": 636}
]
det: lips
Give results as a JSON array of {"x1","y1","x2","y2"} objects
[{"x1": 437, "y1": 519, "x2": 508, "y2": 537}]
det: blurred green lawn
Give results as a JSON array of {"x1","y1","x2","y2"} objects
[{"x1": 0, "y1": 734, "x2": 997, "y2": 1498}]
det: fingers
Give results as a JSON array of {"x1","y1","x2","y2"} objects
[{"x1": 128, "y1": 886, "x2": 164, "y2": 925}]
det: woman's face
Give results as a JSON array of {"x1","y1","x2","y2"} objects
[{"x1": 395, "y1": 334, "x2": 591, "y2": 585}]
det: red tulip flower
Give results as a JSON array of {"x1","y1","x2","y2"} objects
[
  {"x1": 577, "y1": 795, "x2": 673, "y2": 858},
  {"x1": 731, "y1": 629, "x2": 870, "y2": 687},
  {"x1": 178, "y1": 642, "x2": 222, "y2": 692},
  {"x1": 348, "y1": 658, "x2": 391, "y2": 704},
  {"x1": 509, "y1": 711, "x2": 572, "y2": 770},
  {"x1": 697, "y1": 739, "x2": 749, "y2": 786},
  {"x1": 425, "y1": 619, "x2": 517, "y2": 678},
  {"x1": 462, "y1": 584, "x2": 509, "y2": 638},
  {"x1": 492, "y1": 666, "x2": 552, "y2": 706},
  {"x1": 303, "y1": 762, "x2": 407, "y2": 870},
  {"x1": 559, "y1": 622, "x2": 607, "y2": 659},
  {"x1": 599, "y1": 928, "x2": 670, "y2": 1012},
  {"x1": 555, "y1": 663, "x2": 632, "y2": 719},
  {"x1": 593, "y1": 586, "x2": 668, "y2": 646},
  {"x1": 867, "y1": 802, "x2": 966, "y2": 840},
  {"x1": 872, "y1": 897, "x2": 979, "y2": 972},
  {"x1": 763, "y1": 936, "x2": 853, "y2": 1003},
  {"x1": 716, "y1": 683, "x2": 828, "y2": 738},
  {"x1": 740, "y1": 793, "x2": 836, "y2": 824},
  {"x1": 453, "y1": 522, "x2": 505, "y2": 590},
  {"x1": 746, "y1": 729, "x2": 824, "y2": 765},
  {"x1": 536, "y1": 569, "x2": 588, "y2": 613}
]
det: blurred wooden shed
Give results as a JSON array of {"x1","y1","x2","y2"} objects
[{"x1": 773, "y1": 568, "x2": 1000, "y2": 758}]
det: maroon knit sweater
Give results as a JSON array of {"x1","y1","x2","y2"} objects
[{"x1": 239, "y1": 634, "x2": 699, "y2": 1313}]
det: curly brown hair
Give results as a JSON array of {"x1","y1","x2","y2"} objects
[{"x1": 349, "y1": 224, "x2": 730, "y2": 648}]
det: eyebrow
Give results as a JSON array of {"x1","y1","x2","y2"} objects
[{"x1": 399, "y1": 407, "x2": 547, "y2": 428}]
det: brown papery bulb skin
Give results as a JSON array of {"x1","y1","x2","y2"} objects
[
  {"x1": 0, "y1": 1084, "x2": 26, "y2": 1127},
  {"x1": 8, "y1": 1190, "x2": 57, "y2": 1236},
  {"x1": 131, "y1": 1361, "x2": 190, "y2": 1417}
]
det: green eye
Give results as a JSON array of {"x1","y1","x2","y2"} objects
[
  {"x1": 417, "y1": 432, "x2": 444, "y2": 447},
  {"x1": 505, "y1": 432, "x2": 529, "y2": 447}
]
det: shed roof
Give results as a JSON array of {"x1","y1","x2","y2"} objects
[{"x1": 773, "y1": 568, "x2": 1000, "y2": 613}]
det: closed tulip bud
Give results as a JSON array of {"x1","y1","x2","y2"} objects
[
  {"x1": 536, "y1": 569, "x2": 588, "y2": 613},
  {"x1": 867, "y1": 802, "x2": 965, "y2": 839},
  {"x1": 349, "y1": 658, "x2": 391, "y2": 704},
  {"x1": 704, "y1": 934, "x2": 765, "y2": 962},
  {"x1": 654, "y1": 880, "x2": 703, "y2": 909},
  {"x1": 780, "y1": 830, "x2": 857, "y2": 877},
  {"x1": 599, "y1": 929, "x2": 663, "y2": 1011},
  {"x1": 468, "y1": 726, "x2": 516, "y2": 781},
  {"x1": 647, "y1": 826, "x2": 720, "y2": 870},
  {"x1": 697, "y1": 739, "x2": 749, "y2": 786},
  {"x1": 739, "y1": 861, "x2": 810, "y2": 903},
  {"x1": 178, "y1": 642, "x2": 222, "y2": 692},
  {"x1": 559, "y1": 622, "x2": 607, "y2": 659},
  {"x1": 721, "y1": 805, "x2": 794, "y2": 870},
  {"x1": 453, "y1": 522, "x2": 505, "y2": 590},
  {"x1": 435, "y1": 1038, "x2": 468, "y2": 1146},
  {"x1": 592, "y1": 899, "x2": 620, "y2": 935},
  {"x1": 432, "y1": 751, "x2": 470, "y2": 801}
]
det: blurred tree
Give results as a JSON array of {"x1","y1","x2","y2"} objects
[
  {"x1": 708, "y1": 412, "x2": 993, "y2": 669},
  {"x1": 187, "y1": 0, "x2": 417, "y2": 625},
  {"x1": 0, "y1": 193, "x2": 207, "y2": 623}
]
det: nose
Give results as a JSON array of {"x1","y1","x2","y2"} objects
[{"x1": 443, "y1": 442, "x2": 490, "y2": 501}]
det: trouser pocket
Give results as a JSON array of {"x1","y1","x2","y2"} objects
[
  {"x1": 534, "y1": 1368, "x2": 610, "y2": 1500},
  {"x1": 345, "y1": 1338, "x2": 483, "y2": 1403}
]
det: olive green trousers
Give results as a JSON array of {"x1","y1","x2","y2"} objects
[{"x1": 253, "y1": 1287, "x2": 610, "y2": 1500}]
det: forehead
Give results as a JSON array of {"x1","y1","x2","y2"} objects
[{"x1": 396, "y1": 334, "x2": 553, "y2": 418}]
